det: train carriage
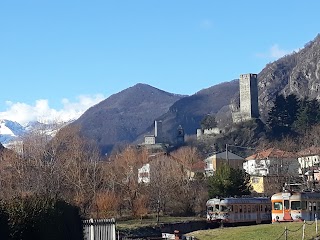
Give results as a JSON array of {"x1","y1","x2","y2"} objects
[
  {"x1": 206, "y1": 197, "x2": 272, "y2": 226},
  {"x1": 271, "y1": 190, "x2": 320, "y2": 222}
]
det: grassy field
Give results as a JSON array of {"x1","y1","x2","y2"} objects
[
  {"x1": 186, "y1": 222, "x2": 320, "y2": 240},
  {"x1": 117, "y1": 216, "x2": 203, "y2": 230}
]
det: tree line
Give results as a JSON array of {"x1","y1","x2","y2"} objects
[
  {"x1": 0, "y1": 123, "x2": 254, "y2": 219},
  {"x1": 267, "y1": 94, "x2": 320, "y2": 139}
]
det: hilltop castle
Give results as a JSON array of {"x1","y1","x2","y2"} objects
[{"x1": 232, "y1": 73, "x2": 259, "y2": 123}]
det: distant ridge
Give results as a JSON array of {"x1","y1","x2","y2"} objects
[{"x1": 73, "y1": 83, "x2": 184, "y2": 154}]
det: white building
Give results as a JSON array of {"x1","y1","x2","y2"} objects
[
  {"x1": 138, "y1": 163, "x2": 150, "y2": 183},
  {"x1": 243, "y1": 148, "x2": 298, "y2": 177},
  {"x1": 297, "y1": 147, "x2": 320, "y2": 175}
]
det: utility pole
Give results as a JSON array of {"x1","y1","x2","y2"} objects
[{"x1": 226, "y1": 144, "x2": 229, "y2": 165}]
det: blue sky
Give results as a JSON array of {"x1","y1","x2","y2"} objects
[{"x1": 0, "y1": 0, "x2": 319, "y2": 125}]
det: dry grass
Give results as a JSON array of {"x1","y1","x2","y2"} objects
[
  {"x1": 117, "y1": 216, "x2": 203, "y2": 230},
  {"x1": 187, "y1": 222, "x2": 320, "y2": 240}
]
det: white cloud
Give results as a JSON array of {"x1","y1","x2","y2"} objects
[
  {"x1": 256, "y1": 44, "x2": 293, "y2": 59},
  {"x1": 200, "y1": 19, "x2": 213, "y2": 29},
  {"x1": 269, "y1": 44, "x2": 290, "y2": 58},
  {"x1": 0, "y1": 94, "x2": 105, "y2": 126}
]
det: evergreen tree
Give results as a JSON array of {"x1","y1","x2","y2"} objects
[
  {"x1": 285, "y1": 94, "x2": 300, "y2": 125},
  {"x1": 294, "y1": 98, "x2": 320, "y2": 132},
  {"x1": 200, "y1": 115, "x2": 217, "y2": 129},
  {"x1": 207, "y1": 163, "x2": 252, "y2": 198},
  {"x1": 267, "y1": 94, "x2": 299, "y2": 139}
]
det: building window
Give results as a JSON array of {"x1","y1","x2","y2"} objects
[{"x1": 252, "y1": 177, "x2": 260, "y2": 183}]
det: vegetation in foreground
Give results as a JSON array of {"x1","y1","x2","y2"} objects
[
  {"x1": 187, "y1": 222, "x2": 319, "y2": 240},
  {"x1": 116, "y1": 216, "x2": 204, "y2": 230}
]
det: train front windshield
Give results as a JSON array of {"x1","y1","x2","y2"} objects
[
  {"x1": 273, "y1": 201, "x2": 283, "y2": 210},
  {"x1": 207, "y1": 204, "x2": 219, "y2": 212},
  {"x1": 273, "y1": 201, "x2": 302, "y2": 210}
]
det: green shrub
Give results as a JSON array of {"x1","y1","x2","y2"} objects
[
  {"x1": 4, "y1": 195, "x2": 83, "y2": 240},
  {"x1": 0, "y1": 201, "x2": 9, "y2": 240}
]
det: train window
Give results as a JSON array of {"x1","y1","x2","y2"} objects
[
  {"x1": 309, "y1": 202, "x2": 312, "y2": 211},
  {"x1": 302, "y1": 201, "x2": 307, "y2": 210},
  {"x1": 267, "y1": 205, "x2": 272, "y2": 213},
  {"x1": 264, "y1": 205, "x2": 268, "y2": 212},
  {"x1": 221, "y1": 205, "x2": 231, "y2": 212},
  {"x1": 235, "y1": 206, "x2": 238, "y2": 213},
  {"x1": 260, "y1": 205, "x2": 263, "y2": 211},
  {"x1": 273, "y1": 202, "x2": 283, "y2": 210},
  {"x1": 252, "y1": 177, "x2": 259, "y2": 183},
  {"x1": 248, "y1": 205, "x2": 251, "y2": 213},
  {"x1": 291, "y1": 201, "x2": 301, "y2": 210},
  {"x1": 313, "y1": 202, "x2": 317, "y2": 211},
  {"x1": 207, "y1": 206, "x2": 213, "y2": 211},
  {"x1": 215, "y1": 205, "x2": 219, "y2": 211},
  {"x1": 284, "y1": 200, "x2": 290, "y2": 210},
  {"x1": 239, "y1": 205, "x2": 242, "y2": 213},
  {"x1": 244, "y1": 205, "x2": 247, "y2": 213}
]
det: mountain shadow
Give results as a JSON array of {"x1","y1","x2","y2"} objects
[{"x1": 72, "y1": 83, "x2": 184, "y2": 154}]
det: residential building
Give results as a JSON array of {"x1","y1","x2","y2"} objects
[
  {"x1": 244, "y1": 148, "x2": 300, "y2": 195},
  {"x1": 244, "y1": 148, "x2": 298, "y2": 176},
  {"x1": 137, "y1": 153, "x2": 205, "y2": 183},
  {"x1": 297, "y1": 146, "x2": 320, "y2": 175},
  {"x1": 250, "y1": 175, "x2": 289, "y2": 196},
  {"x1": 204, "y1": 151, "x2": 244, "y2": 176}
]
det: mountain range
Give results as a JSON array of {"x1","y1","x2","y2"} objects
[
  {"x1": 0, "y1": 120, "x2": 66, "y2": 147},
  {"x1": 0, "y1": 119, "x2": 26, "y2": 145},
  {"x1": 1, "y1": 34, "x2": 320, "y2": 155}
]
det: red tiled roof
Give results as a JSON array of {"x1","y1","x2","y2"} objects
[
  {"x1": 191, "y1": 161, "x2": 206, "y2": 172},
  {"x1": 246, "y1": 148, "x2": 296, "y2": 160},
  {"x1": 297, "y1": 146, "x2": 320, "y2": 157}
]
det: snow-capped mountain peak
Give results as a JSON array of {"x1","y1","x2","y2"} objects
[
  {"x1": 0, "y1": 119, "x2": 25, "y2": 144},
  {"x1": 0, "y1": 119, "x2": 70, "y2": 147}
]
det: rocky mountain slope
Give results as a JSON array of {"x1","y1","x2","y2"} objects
[{"x1": 257, "y1": 34, "x2": 320, "y2": 120}]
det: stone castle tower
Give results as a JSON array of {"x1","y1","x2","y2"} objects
[
  {"x1": 154, "y1": 120, "x2": 163, "y2": 143},
  {"x1": 232, "y1": 73, "x2": 259, "y2": 122}
]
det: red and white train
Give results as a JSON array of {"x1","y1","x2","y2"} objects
[
  {"x1": 206, "y1": 197, "x2": 272, "y2": 226},
  {"x1": 271, "y1": 190, "x2": 320, "y2": 222}
]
